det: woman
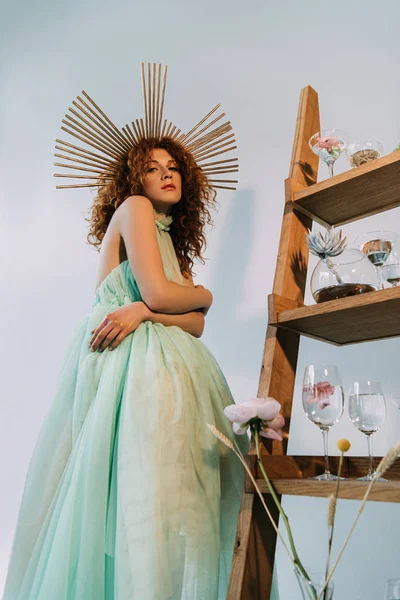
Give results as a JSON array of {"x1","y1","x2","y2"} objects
[{"x1": 3, "y1": 135, "x2": 249, "y2": 599}]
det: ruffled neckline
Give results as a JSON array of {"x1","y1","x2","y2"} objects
[{"x1": 154, "y1": 209, "x2": 173, "y2": 232}]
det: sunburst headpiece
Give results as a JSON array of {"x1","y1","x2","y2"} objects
[{"x1": 54, "y1": 63, "x2": 239, "y2": 192}]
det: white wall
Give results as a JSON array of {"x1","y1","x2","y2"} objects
[{"x1": 1, "y1": 0, "x2": 400, "y2": 597}]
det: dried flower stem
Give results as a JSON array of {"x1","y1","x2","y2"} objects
[
  {"x1": 324, "y1": 441, "x2": 400, "y2": 591},
  {"x1": 207, "y1": 424, "x2": 294, "y2": 563},
  {"x1": 320, "y1": 454, "x2": 344, "y2": 600},
  {"x1": 254, "y1": 429, "x2": 318, "y2": 600},
  {"x1": 375, "y1": 440, "x2": 400, "y2": 477}
]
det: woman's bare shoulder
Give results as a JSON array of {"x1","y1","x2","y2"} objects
[
  {"x1": 111, "y1": 196, "x2": 154, "y2": 235},
  {"x1": 115, "y1": 195, "x2": 153, "y2": 217}
]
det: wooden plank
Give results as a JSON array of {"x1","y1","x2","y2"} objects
[
  {"x1": 289, "y1": 85, "x2": 320, "y2": 187},
  {"x1": 260, "y1": 182, "x2": 313, "y2": 455},
  {"x1": 270, "y1": 287, "x2": 400, "y2": 345},
  {"x1": 227, "y1": 493, "x2": 280, "y2": 600},
  {"x1": 293, "y1": 150, "x2": 400, "y2": 227},
  {"x1": 241, "y1": 495, "x2": 279, "y2": 600},
  {"x1": 268, "y1": 293, "x2": 303, "y2": 323},
  {"x1": 227, "y1": 493, "x2": 255, "y2": 600},
  {"x1": 272, "y1": 180, "x2": 311, "y2": 304},
  {"x1": 256, "y1": 479, "x2": 400, "y2": 502},
  {"x1": 246, "y1": 455, "x2": 400, "y2": 481}
]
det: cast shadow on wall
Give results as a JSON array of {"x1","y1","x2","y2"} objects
[{"x1": 205, "y1": 188, "x2": 269, "y2": 380}]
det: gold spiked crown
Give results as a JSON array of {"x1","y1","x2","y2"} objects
[{"x1": 54, "y1": 63, "x2": 239, "y2": 192}]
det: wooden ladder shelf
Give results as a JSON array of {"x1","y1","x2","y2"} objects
[{"x1": 227, "y1": 86, "x2": 400, "y2": 599}]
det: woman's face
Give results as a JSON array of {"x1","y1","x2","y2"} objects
[{"x1": 142, "y1": 148, "x2": 182, "y2": 213}]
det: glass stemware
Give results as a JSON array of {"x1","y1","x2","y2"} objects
[
  {"x1": 309, "y1": 129, "x2": 349, "y2": 178},
  {"x1": 295, "y1": 568, "x2": 334, "y2": 599},
  {"x1": 302, "y1": 365, "x2": 344, "y2": 481},
  {"x1": 381, "y1": 237, "x2": 400, "y2": 287},
  {"x1": 391, "y1": 394, "x2": 400, "y2": 411},
  {"x1": 354, "y1": 230, "x2": 398, "y2": 289},
  {"x1": 347, "y1": 139, "x2": 384, "y2": 168},
  {"x1": 348, "y1": 381, "x2": 386, "y2": 481},
  {"x1": 385, "y1": 579, "x2": 400, "y2": 600}
]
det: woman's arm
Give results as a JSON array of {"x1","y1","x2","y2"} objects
[
  {"x1": 146, "y1": 307, "x2": 205, "y2": 338},
  {"x1": 90, "y1": 273, "x2": 207, "y2": 351},
  {"x1": 90, "y1": 301, "x2": 205, "y2": 351},
  {"x1": 116, "y1": 195, "x2": 212, "y2": 314},
  {"x1": 147, "y1": 273, "x2": 205, "y2": 337}
]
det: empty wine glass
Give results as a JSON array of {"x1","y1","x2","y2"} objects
[
  {"x1": 391, "y1": 394, "x2": 400, "y2": 411},
  {"x1": 385, "y1": 579, "x2": 400, "y2": 600},
  {"x1": 309, "y1": 129, "x2": 349, "y2": 178},
  {"x1": 348, "y1": 381, "x2": 386, "y2": 481},
  {"x1": 302, "y1": 365, "x2": 344, "y2": 480},
  {"x1": 354, "y1": 230, "x2": 398, "y2": 289},
  {"x1": 382, "y1": 237, "x2": 400, "y2": 287}
]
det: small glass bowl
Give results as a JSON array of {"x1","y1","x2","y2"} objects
[
  {"x1": 347, "y1": 140, "x2": 384, "y2": 168},
  {"x1": 311, "y1": 248, "x2": 380, "y2": 304}
]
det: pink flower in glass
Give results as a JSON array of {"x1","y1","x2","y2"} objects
[
  {"x1": 317, "y1": 137, "x2": 339, "y2": 151},
  {"x1": 306, "y1": 381, "x2": 335, "y2": 409}
]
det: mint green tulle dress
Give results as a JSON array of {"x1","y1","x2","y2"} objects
[{"x1": 4, "y1": 211, "x2": 281, "y2": 600}]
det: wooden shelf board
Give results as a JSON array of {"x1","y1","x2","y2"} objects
[
  {"x1": 244, "y1": 456, "x2": 400, "y2": 502},
  {"x1": 256, "y1": 479, "x2": 400, "y2": 502},
  {"x1": 246, "y1": 454, "x2": 400, "y2": 480},
  {"x1": 292, "y1": 150, "x2": 400, "y2": 227},
  {"x1": 269, "y1": 287, "x2": 400, "y2": 345}
]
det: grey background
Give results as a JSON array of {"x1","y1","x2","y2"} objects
[{"x1": 1, "y1": 0, "x2": 400, "y2": 597}]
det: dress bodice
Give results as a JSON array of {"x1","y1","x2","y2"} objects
[{"x1": 94, "y1": 209, "x2": 183, "y2": 307}]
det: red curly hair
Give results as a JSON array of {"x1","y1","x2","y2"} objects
[{"x1": 87, "y1": 137, "x2": 216, "y2": 276}]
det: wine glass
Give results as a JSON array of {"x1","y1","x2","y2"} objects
[
  {"x1": 348, "y1": 381, "x2": 386, "y2": 481},
  {"x1": 391, "y1": 394, "x2": 400, "y2": 411},
  {"x1": 347, "y1": 139, "x2": 384, "y2": 168},
  {"x1": 354, "y1": 230, "x2": 398, "y2": 289},
  {"x1": 309, "y1": 129, "x2": 349, "y2": 178},
  {"x1": 382, "y1": 237, "x2": 400, "y2": 287},
  {"x1": 302, "y1": 365, "x2": 344, "y2": 480},
  {"x1": 385, "y1": 579, "x2": 400, "y2": 600}
]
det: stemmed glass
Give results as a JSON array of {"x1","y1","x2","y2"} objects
[
  {"x1": 385, "y1": 579, "x2": 400, "y2": 600},
  {"x1": 302, "y1": 365, "x2": 344, "y2": 480},
  {"x1": 309, "y1": 129, "x2": 349, "y2": 178},
  {"x1": 347, "y1": 139, "x2": 384, "y2": 168},
  {"x1": 348, "y1": 381, "x2": 386, "y2": 481},
  {"x1": 391, "y1": 394, "x2": 400, "y2": 411},
  {"x1": 382, "y1": 237, "x2": 400, "y2": 287},
  {"x1": 355, "y1": 230, "x2": 398, "y2": 289}
]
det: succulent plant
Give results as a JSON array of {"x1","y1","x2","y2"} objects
[
  {"x1": 306, "y1": 228, "x2": 347, "y2": 260},
  {"x1": 306, "y1": 228, "x2": 347, "y2": 285}
]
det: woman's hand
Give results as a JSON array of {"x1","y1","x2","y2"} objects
[
  {"x1": 89, "y1": 302, "x2": 150, "y2": 352},
  {"x1": 195, "y1": 285, "x2": 213, "y2": 315}
]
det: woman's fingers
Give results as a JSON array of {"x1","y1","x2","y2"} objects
[
  {"x1": 97, "y1": 327, "x2": 121, "y2": 352},
  {"x1": 90, "y1": 318, "x2": 111, "y2": 348},
  {"x1": 90, "y1": 322, "x2": 116, "y2": 351},
  {"x1": 90, "y1": 308, "x2": 142, "y2": 352},
  {"x1": 107, "y1": 330, "x2": 127, "y2": 351}
]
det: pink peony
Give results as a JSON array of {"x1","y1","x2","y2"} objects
[
  {"x1": 305, "y1": 381, "x2": 335, "y2": 410},
  {"x1": 260, "y1": 412, "x2": 285, "y2": 440},
  {"x1": 224, "y1": 397, "x2": 284, "y2": 440},
  {"x1": 316, "y1": 136, "x2": 339, "y2": 152}
]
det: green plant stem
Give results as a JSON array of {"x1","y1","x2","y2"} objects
[
  {"x1": 254, "y1": 429, "x2": 318, "y2": 600},
  {"x1": 325, "y1": 258, "x2": 344, "y2": 285}
]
